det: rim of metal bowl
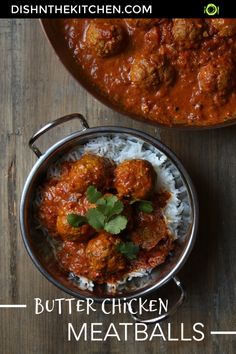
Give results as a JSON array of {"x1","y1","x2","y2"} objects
[{"x1": 20, "y1": 126, "x2": 199, "y2": 302}]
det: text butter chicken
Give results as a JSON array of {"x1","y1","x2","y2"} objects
[{"x1": 62, "y1": 19, "x2": 236, "y2": 126}]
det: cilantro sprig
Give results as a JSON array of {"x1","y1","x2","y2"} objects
[
  {"x1": 130, "y1": 199, "x2": 154, "y2": 213},
  {"x1": 117, "y1": 242, "x2": 139, "y2": 260},
  {"x1": 96, "y1": 195, "x2": 124, "y2": 217},
  {"x1": 137, "y1": 200, "x2": 153, "y2": 213},
  {"x1": 86, "y1": 185, "x2": 102, "y2": 203},
  {"x1": 67, "y1": 186, "x2": 128, "y2": 235},
  {"x1": 104, "y1": 215, "x2": 128, "y2": 234},
  {"x1": 66, "y1": 214, "x2": 87, "y2": 228}
]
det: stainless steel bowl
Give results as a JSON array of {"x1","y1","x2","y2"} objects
[{"x1": 20, "y1": 113, "x2": 199, "y2": 323}]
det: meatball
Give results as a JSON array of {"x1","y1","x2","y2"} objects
[
  {"x1": 85, "y1": 232, "x2": 126, "y2": 274},
  {"x1": 211, "y1": 19, "x2": 236, "y2": 37},
  {"x1": 114, "y1": 159, "x2": 156, "y2": 200},
  {"x1": 63, "y1": 153, "x2": 114, "y2": 194},
  {"x1": 131, "y1": 218, "x2": 169, "y2": 251},
  {"x1": 125, "y1": 19, "x2": 160, "y2": 29},
  {"x1": 85, "y1": 21, "x2": 126, "y2": 57},
  {"x1": 131, "y1": 237, "x2": 174, "y2": 270},
  {"x1": 172, "y1": 19, "x2": 203, "y2": 48},
  {"x1": 38, "y1": 181, "x2": 65, "y2": 236},
  {"x1": 198, "y1": 57, "x2": 235, "y2": 95},
  {"x1": 130, "y1": 54, "x2": 175, "y2": 90},
  {"x1": 57, "y1": 241, "x2": 88, "y2": 274},
  {"x1": 56, "y1": 198, "x2": 94, "y2": 241}
]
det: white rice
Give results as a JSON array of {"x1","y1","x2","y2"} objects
[{"x1": 35, "y1": 135, "x2": 191, "y2": 293}]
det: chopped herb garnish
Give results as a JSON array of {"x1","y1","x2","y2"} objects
[
  {"x1": 117, "y1": 242, "x2": 139, "y2": 260},
  {"x1": 85, "y1": 187, "x2": 128, "y2": 234},
  {"x1": 104, "y1": 215, "x2": 128, "y2": 235},
  {"x1": 68, "y1": 187, "x2": 130, "y2": 234},
  {"x1": 67, "y1": 214, "x2": 87, "y2": 228},
  {"x1": 86, "y1": 185, "x2": 102, "y2": 203},
  {"x1": 96, "y1": 195, "x2": 124, "y2": 217},
  {"x1": 86, "y1": 208, "x2": 105, "y2": 231},
  {"x1": 130, "y1": 199, "x2": 153, "y2": 213},
  {"x1": 137, "y1": 200, "x2": 153, "y2": 213}
]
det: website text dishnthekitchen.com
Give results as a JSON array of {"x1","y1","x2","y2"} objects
[{"x1": 11, "y1": 4, "x2": 152, "y2": 15}]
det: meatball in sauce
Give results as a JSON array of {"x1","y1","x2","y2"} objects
[
  {"x1": 38, "y1": 153, "x2": 174, "y2": 285},
  {"x1": 85, "y1": 20, "x2": 127, "y2": 57},
  {"x1": 38, "y1": 153, "x2": 114, "y2": 237},
  {"x1": 114, "y1": 159, "x2": 156, "y2": 199},
  {"x1": 56, "y1": 198, "x2": 94, "y2": 241},
  {"x1": 63, "y1": 18, "x2": 236, "y2": 126}
]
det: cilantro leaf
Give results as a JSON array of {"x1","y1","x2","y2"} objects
[
  {"x1": 105, "y1": 195, "x2": 119, "y2": 208},
  {"x1": 86, "y1": 208, "x2": 105, "y2": 230},
  {"x1": 97, "y1": 195, "x2": 124, "y2": 218},
  {"x1": 86, "y1": 186, "x2": 102, "y2": 203},
  {"x1": 104, "y1": 215, "x2": 128, "y2": 235},
  {"x1": 117, "y1": 242, "x2": 139, "y2": 260},
  {"x1": 95, "y1": 197, "x2": 108, "y2": 215},
  {"x1": 85, "y1": 188, "x2": 128, "y2": 234},
  {"x1": 67, "y1": 214, "x2": 87, "y2": 228},
  {"x1": 107, "y1": 199, "x2": 124, "y2": 218},
  {"x1": 137, "y1": 200, "x2": 153, "y2": 213}
]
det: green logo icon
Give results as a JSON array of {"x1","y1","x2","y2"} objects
[{"x1": 204, "y1": 3, "x2": 220, "y2": 15}]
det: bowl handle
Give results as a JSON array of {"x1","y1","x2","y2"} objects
[
  {"x1": 127, "y1": 276, "x2": 186, "y2": 324},
  {"x1": 29, "y1": 113, "x2": 89, "y2": 158}
]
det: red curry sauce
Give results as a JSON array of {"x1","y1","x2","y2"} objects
[{"x1": 61, "y1": 18, "x2": 236, "y2": 127}]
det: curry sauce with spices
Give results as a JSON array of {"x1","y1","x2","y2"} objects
[{"x1": 61, "y1": 18, "x2": 236, "y2": 126}]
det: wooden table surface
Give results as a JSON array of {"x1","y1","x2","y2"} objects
[{"x1": 1, "y1": 19, "x2": 236, "y2": 354}]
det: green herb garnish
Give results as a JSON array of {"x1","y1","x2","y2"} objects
[
  {"x1": 117, "y1": 242, "x2": 139, "y2": 260},
  {"x1": 130, "y1": 199, "x2": 154, "y2": 213},
  {"x1": 86, "y1": 185, "x2": 102, "y2": 203},
  {"x1": 104, "y1": 215, "x2": 128, "y2": 235},
  {"x1": 96, "y1": 195, "x2": 124, "y2": 217},
  {"x1": 86, "y1": 192, "x2": 127, "y2": 234},
  {"x1": 137, "y1": 200, "x2": 153, "y2": 213},
  {"x1": 67, "y1": 214, "x2": 87, "y2": 228},
  {"x1": 86, "y1": 208, "x2": 106, "y2": 231},
  {"x1": 67, "y1": 187, "x2": 129, "y2": 235}
]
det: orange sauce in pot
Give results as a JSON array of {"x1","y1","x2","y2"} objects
[{"x1": 60, "y1": 18, "x2": 236, "y2": 127}]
